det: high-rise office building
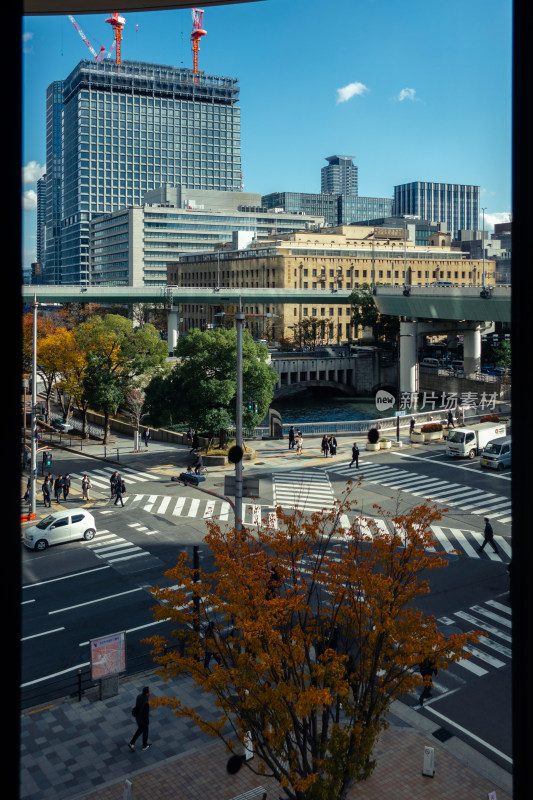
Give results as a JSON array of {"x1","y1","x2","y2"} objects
[
  {"x1": 321, "y1": 155, "x2": 358, "y2": 196},
  {"x1": 393, "y1": 181, "x2": 479, "y2": 239},
  {"x1": 42, "y1": 59, "x2": 242, "y2": 284}
]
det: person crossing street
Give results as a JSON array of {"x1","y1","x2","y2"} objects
[
  {"x1": 349, "y1": 442, "x2": 360, "y2": 468},
  {"x1": 478, "y1": 517, "x2": 499, "y2": 554}
]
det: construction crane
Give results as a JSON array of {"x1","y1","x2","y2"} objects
[
  {"x1": 106, "y1": 12, "x2": 126, "y2": 66},
  {"x1": 68, "y1": 15, "x2": 105, "y2": 61},
  {"x1": 190, "y1": 8, "x2": 207, "y2": 74}
]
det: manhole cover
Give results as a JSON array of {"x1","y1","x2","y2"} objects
[{"x1": 433, "y1": 727, "x2": 454, "y2": 742}]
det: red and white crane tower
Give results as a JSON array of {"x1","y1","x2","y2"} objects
[
  {"x1": 68, "y1": 15, "x2": 105, "y2": 61},
  {"x1": 190, "y1": 8, "x2": 207, "y2": 74},
  {"x1": 106, "y1": 12, "x2": 126, "y2": 66}
]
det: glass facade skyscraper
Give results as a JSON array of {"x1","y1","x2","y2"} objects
[
  {"x1": 393, "y1": 181, "x2": 479, "y2": 239},
  {"x1": 43, "y1": 59, "x2": 242, "y2": 284}
]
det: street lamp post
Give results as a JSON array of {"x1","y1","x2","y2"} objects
[
  {"x1": 482, "y1": 207, "x2": 487, "y2": 289},
  {"x1": 234, "y1": 302, "x2": 245, "y2": 535},
  {"x1": 29, "y1": 295, "x2": 39, "y2": 519}
]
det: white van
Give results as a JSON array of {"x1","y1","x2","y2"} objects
[
  {"x1": 480, "y1": 436, "x2": 511, "y2": 471},
  {"x1": 23, "y1": 509, "x2": 96, "y2": 551},
  {"x1": 420, "y1": 358, "x2": 440, "y2": 369}
]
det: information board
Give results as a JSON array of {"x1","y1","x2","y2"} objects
[{"x1": 90, "y1": 631, "x2": 126, "y2": 680}]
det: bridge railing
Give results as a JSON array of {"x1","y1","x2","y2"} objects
[{"x1": 237, "y1": 403, "x2": 511, "y2": 439}]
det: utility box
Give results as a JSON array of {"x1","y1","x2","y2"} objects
[{"x1": 224, "y1": 477, "x2": 260, "y2": 497}]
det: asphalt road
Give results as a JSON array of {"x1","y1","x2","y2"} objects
[{"x1": 20, "y1": 440, "x2": 512, "y2": 769}]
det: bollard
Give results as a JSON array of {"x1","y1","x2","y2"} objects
[
  {"x1": 422, "y1": 745, "x2": 435, "y2": 777},
  {"x1": 77, "y1": 669, "x2": 82, "y2": 702}
]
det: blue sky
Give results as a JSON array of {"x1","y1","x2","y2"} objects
[{"x1": 22, "y1": 0, "x2": 512, "y2": 271}]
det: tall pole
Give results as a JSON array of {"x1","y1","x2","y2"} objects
[
  {"x1": 30, "y1": 295, "x2": 38, "y2": 519},
  {"x1": 482, "y1": 207, "x2": 487, "y2": 289},
  {"x1": 234, "y1": 300, "x2": 245, "y2": 535}
]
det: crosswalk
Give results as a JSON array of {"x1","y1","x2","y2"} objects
[
  {"x1": 66, "y1": 465, "x2": 165, "y2": 493},
  {"x1": 272, "y1": 470, "x2": 336, "y2": 512},
  {"x1": 90, "y1": 497, "x2": 511, "y2": 563},
  {"x1": 80, "y1": 522, "x2": 165, "y2": 573},
  {"x1": 409, "y1": 598, "x2": 512, "y2": 705},
  {"x1": 322, "y1": 460, "x2": 512, "y2": 524}
]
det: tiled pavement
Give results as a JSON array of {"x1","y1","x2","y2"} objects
[{"x1": 20, "y1": 669, "x2": 512, "y2": 800}]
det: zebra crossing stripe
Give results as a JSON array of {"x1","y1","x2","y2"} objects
[
  {"x1": 447, "y1": 528, "x2": 479, "y2": 558},
  {"x1": 454, "y1": 611, "x2": 512, "y2": 643},
  {"x1": 455, "y1": 657, "x2": 488, "y2": 676},
  {"x1": 187, "y1": 499, "x2": 200, "y2": 517},
  {"x1": 469, "y1": 604, "x2": 512, "y2": 628},
  {"x1": 462, "y1": 644, "x2": 506, "y2": 669},
  {"x1": 486, "y1": 600, "x2": 512, "y2": 614},
  {"x1": 173, "y1": 497, "x2": 186, "y2": 516},
  {"x1": 431, "y1": 527, "x2": 460, "y2": 555}
]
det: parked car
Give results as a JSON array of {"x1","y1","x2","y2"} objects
[
  {"x1": 23, "y1": 509, "x2": 96, "y2": 551},
  {"x1": 52, "y1": 418, "x2": 74, "y2": 433}
]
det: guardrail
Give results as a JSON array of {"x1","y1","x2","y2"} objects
[{"x1": 236, "y1": 403, "x2": 511, "y2": 439}]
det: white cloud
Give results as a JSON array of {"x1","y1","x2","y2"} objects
[
  {"x1": 22, "y1": 32, "x2": 34, "y2": 54},
  {"x1": 483, "y1": 212, "x2": 511, "y2": 231},
  {"x1": 398, "y1": 87, "x2": 417, "y2": 102},
  {"x1": 22, "y1": 161, "x2": 45, "y2": 185},
  {"x1": 336, "y1": 81, "x2": 369, "y2": 104},
  {"x1": 23, "y1": 190, "x2": 37, "y2": 211}
]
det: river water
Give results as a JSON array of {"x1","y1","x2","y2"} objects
[{"x1": 269, "y1": 391, "x2": 392, "y2": 425}]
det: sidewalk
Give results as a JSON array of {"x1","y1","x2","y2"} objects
[{"x1": 19, "y1": 667, "x2": 512, "y2": 800}]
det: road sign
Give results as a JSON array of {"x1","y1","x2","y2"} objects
[
  {"x1": 394, "y1": 410, "x2": 407, "y2": 416},
  {"x1": 224, "y1": 476, "x2": 260, "y2": 497}
]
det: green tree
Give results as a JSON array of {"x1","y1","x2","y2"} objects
[
  {"x1": 493, "y1": 340, "x2": 511, "y2": 368},
  {"x1": 349, "y1": 284, "x2": 400, "y2": 344},
  {"x1": 147, "y1": 497, "x2": 481, "y2": 800},
  {"x1": 79, "y1": 315, "x2": 167, "y2": 443},
  {"x1": 144, "y1": 328, "x2": 278, "y2": 435}
]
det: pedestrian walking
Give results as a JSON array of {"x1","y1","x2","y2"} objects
[
  {"x1": 321, "y1": 435, "x2": 329, "y2": 457},
  {"x1": 54, "y1": 475, "x2": 64, "y2": 503},
  {"x1": 42, "y1": 478, "x2": 52, "y2": 508},
  {"x1": 328, "y1": 435, "x2": 338, "y2": 456},
  {"x1": 410, "y1": 417, "x2": 415, "y2": 435},
  {"x1": 62, "y1": 473, "x2": 71, "y2": 501},
  {"x1": 296, "y1": 434, "x2": 303, "y2": 456},
  {"x1": 418, "y1": 657, "x2": 438, "y2": 706},
  {"x1": 193, "y1": 452, "x2": 204, "y2": 475},
  {"x1": 186, "y1": 427, "x2": 193, "y2": 447},
  {"x1": 81, "y1": 474, "x2": 92, "y2": 501},
  {"x1": 478, "y1": 517, "x2": 499, "y2": 554},
  {"x1": 128, "y1": 686, "x2": 151, "y2": 751},
  {"x1": 190, "y1": 431, "x2": 200, "y2": 454},
  {"x1": 110, "y1": 471, "x2": 120, "y2": 499},
  {"x1": 23, "y1": 476, "x2": 31, "y2": 502},
  {"x1": 114, "y1": 478, "x2": 126, "y2": 507},
  {"x1": 349, "y1": 442, "x2": 360, "y2": 468},
  {"x1": 288, "y1": 426, "x2": 295, "y2": 449},
  {"x1": 203, "y1": 621, "x2": 222, "y2": 669},
  {"x1": 447, "y1": 409, "x2": 455, "y2": 429},
  {"x1": 143, "y1": 427, "x2": 151, "y2": 448}
]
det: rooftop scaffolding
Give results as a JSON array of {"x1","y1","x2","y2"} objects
[{"x1": 62, "y1": 58, "x2": 240, "y2": 105}]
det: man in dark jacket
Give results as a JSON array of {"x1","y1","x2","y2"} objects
[
  {"x1": 349, "y1": 442, "x2": 360, "y2": 468},
  {"x1": 478, "y1": 517, "x2": 499, "y2": 554},
  {"x1": 62, "y1": 473, "x2": 71, "y2": 501},
  {"x1": 110, "y1": 471, "x2": 120, "y2": 499},
  {"x1": 418, "y1": 657, "x2": 438, "y2": 706},
  {"x1": 54, "y1": 475, "x2": 64, "y2": 503},
  {"x1": 42, "y1": 479, "x2": 52, "y2": 508},
  {"x1": 114, "y1": 478, "x2": 125, "y2": 507},
  {"x1": 129, "y1": 686, "x2": 151, "y2": 751}
]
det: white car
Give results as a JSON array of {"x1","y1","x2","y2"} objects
[
  {"x1": 23, "y1": 509, "x2": 96, "y2": 551},
  {"x1": 52, "y1": 419, "x2": 74, "y2": 433}
]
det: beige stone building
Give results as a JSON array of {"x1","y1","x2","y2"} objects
[{"x1": 169, "y1": 225, "x2": 497, "y2": 343}]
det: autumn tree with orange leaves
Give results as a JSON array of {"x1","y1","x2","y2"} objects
[{"x1": 147, "y1": 493, "x2": 481, "y2": 800}]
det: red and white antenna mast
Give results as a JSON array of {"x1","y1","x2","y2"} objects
[
  {"x1": 105, "y1": 12, "x2": 126, "y2": 66},
  {"x1": 190, "y1": 8, "x2": 207, "y2": 74}
]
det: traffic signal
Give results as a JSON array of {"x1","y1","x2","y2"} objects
[
  {"x1": 253, "y1": 401, "x2": 258, "y2": 414},
  {"x1": 247, "y1": 397, "x2": 253, "y2": 411},
  {"x1": 43, "y1": 451, "x2": 52, "y2": 468}
]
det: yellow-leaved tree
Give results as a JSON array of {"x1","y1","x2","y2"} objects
[{"x1": 147, "y1": 492, "x2": 481, "y2": 800}]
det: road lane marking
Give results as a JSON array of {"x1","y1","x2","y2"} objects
[
  {"x1": 21, "y1": 627, "x2": 65, "y2": 641},
  {"x1": 48, "y1": 587, "x2": 143, "y2": 614},
  {"x1": 422, "y1": 707, "x2": 513, "y2": 764},
  {"x1": 22, "y1": 565, "x2": 111, "y2": 589}
]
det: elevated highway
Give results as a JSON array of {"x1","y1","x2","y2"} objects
[{"x1": 21, "y1": 283, "x2": 511, "y2": 323}]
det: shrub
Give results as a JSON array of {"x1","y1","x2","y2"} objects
[
  {"x1": 421, "y1": 422, "x2": 443, "y2": 433},
  {"x1": 480, "y1": 414, "x2": 499, "y2": 423}
]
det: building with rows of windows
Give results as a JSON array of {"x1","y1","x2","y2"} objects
[
  {"x1": 40, "y1": 58, "x2": 242, "y2": 284},
  {"x1": 170, "y1": 226, "x2": 496, "y2": 342}
]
